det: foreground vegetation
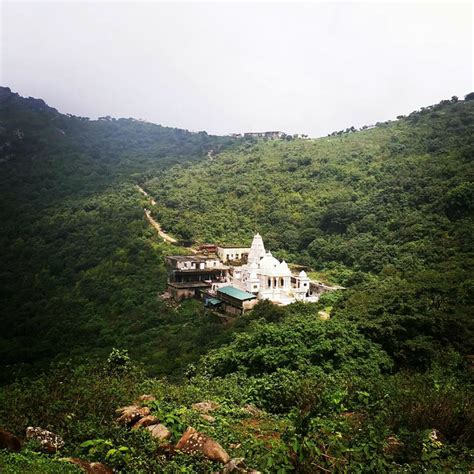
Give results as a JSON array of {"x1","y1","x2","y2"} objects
[
  {"x1": 1, "y1": 308, "x2": 473, "y2": 472},
  {"x1": 0, "y1": 88, "x2": 473, "y2": 471}
]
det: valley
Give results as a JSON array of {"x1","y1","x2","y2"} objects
[{"x1": 0, "y1": 87, "x2": 472, "y2": 472}]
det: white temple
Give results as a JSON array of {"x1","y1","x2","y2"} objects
[{"x1": 229, "y1": 233, "x2": 318, "y2": 305}]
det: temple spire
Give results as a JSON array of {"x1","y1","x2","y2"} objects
[{"x1": 247, "y1": 233, "x2": 266, "y2": 265}]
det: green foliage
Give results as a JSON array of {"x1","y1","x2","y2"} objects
[
  {"x1": 200, "y1": 314, "x2": 392, "y2": 379},
  {"x1": 336, "y1": 273, "x2": 474, "y2": 368},
  {"x1": 0, "y1": 361, "x2": 142, "y2": 442},
  {"x1": 0, "y1": 450, "x2": 81, "y2": 473},
  {"x1": 106, "y1": 348, "x2": 131, "y2": 374}
]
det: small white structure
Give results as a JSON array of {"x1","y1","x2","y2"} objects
[
  {"x1": 216, "y1": 245, "x2": 251, "y2": 262},
  {"x1": 228, "y1": 233, "x2": 319, "y2": 305}
]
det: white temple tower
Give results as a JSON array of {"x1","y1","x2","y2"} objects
[{"x1": 247, "y1": 233, "x2": 266, "y2": 265}]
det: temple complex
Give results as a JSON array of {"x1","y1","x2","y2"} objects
[{"x1": 165, "y1": 233, "x2": 337, "y2": 314}]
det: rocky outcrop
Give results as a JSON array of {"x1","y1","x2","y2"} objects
[
  {"x1": 131, "y1": 415, "x2": 160, "y2": 430},
  {"x1": 0, "y1": 429, "x2": 22, "y2": 452},
  {"x1": 63, "y1": 458, "x2": 113, "y2": 473},
  {"x1": 191, "y1": 401, "x2": 219, "y2": 413},
  {"x1": 146, "y1": 424, "x2": 172, "y2": 441},
  {"x1": 26, "y1": 426, "x2": 64, "y2": 453},
  {"x1": 115, "y1": 406, "x2": 150, "y2": 425},
  {"x1": 176, "y1": 426, "x2": 230, "y2": 464}
]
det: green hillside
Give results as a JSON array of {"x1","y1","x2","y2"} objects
[
  {"x1": 0, "y1": 87, "x2": 238, "y2": 382},
  {"x1": 146, "y1": 97, "x2": 473, "y2": 278},
  {"x1": 0, "y1": 89, "x2": 473, "y2": 472},
  {"x1": 145, "y1": 97, "x2": 474, "y2": 367}
]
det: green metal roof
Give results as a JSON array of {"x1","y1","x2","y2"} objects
[
  {"x1": 206, "y1": 297, "x2": 222, "y2": 306},
  {"x1": 217, "y1": 286, "x2": 256, "y2": 301}
]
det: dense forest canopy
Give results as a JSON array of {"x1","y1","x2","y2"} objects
[
  {"x1": 0, "y1": 86, "x2": 237, "y2": 382},
  {"x1": 0, "y1": 87, "x2": 473, "y2": 472}
]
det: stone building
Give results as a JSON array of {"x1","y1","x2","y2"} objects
[
  {"x1": 216, "y1": 245, "x2": 250, "y2": 263},
  {"x1": 165, "y1": 256, "x2": 229, "y2": 301}
]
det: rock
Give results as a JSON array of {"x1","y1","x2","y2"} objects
[
  {"x1": 131, "y1": 415, "x2": 160, "y2": 431},
  {"x1": 26, "y1": 426, "x2": 64, "y2": 453},
  {"x1": 223, "y1": 458, "x2": 247, "y2": 473},
  {"x1": 176, "y1": 426, "x2": 230, "y2": 464},
  {"x1": 63, "y1": 458, "x2": 113, "y2": 473},
  {"x1": 115, "y1": 405, "x2": 150, "y2": 425},
  {"x1": 0, "y1": 429, "x2": 22, "y2": 452},
  {"x1": 134, "y1": 394, "x2": 156, "y2": 405},
  {"x1": 191, "y1": 401, "x2": 219, "y2": 413},
  {"x1": 200, "y1": 414, "x2": 216, "y2": 423},
  {"x1": 220, "y1": 458, "x2": 262, "y2": 474},
  {"x1": 146, "y1": 423, "x2": 172, "y2": 441}
]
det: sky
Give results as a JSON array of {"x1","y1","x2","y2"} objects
[{"x1": 1, "y1": 1, "x2": 473, "y2": 137}]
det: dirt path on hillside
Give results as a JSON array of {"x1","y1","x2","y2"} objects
[{"x1": 136, "y1": 185, "x2": 178, "y2": 244}]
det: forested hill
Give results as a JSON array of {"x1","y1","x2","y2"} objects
[
  {"x1": 0, "y1": 87, "x2": 236, "y2": 382},
  {"x1": 144, "y1": 95, "x2": 474, "y2": 366},
  {"x1": 0, "y1": 88, "x2": 473, "y2": 472},
  {"x1": 0, "y1": 86, "x2": 234, "y2": 207},
  {"x1": 146, "y1": 96, "x2": 474, "y2": 279}
]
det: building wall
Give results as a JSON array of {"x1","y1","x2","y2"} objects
[
  {"x1": 169, "y1": 287, "x2": 196, "y2": 301},
  {"x1": 221, "y1": 302, "x2": 242, "y2": 316},
  {"x1": 216, "y1": 247, "x2": 250, "y2": 262}
]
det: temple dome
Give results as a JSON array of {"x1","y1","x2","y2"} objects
[
  {"x1": 279, "y1": 260, "x2": 291, "y2": 275},
  {"x1": 299, "y1": 270, "x2": 308, "y2": 278},
  {"x1": 259, "y1": 252, "x2": 280, "y2": 273}
]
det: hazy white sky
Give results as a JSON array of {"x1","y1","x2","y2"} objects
[{"x1": 1, "y1": 1, "x2": 472, "y2": 136}]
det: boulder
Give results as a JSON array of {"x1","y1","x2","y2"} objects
[
  {"x1": 191, "y1": 401, "x2": 219, "y2": 413},
  {"x1": 115, "y1": 405, "x2": 150, "y2": 425},
  {"x1": 131, "y1": 415, "x2": 160, "y2": 431},
  {"x1": 134, "y1": 394, "x2": 156, "y2": 405},
  {"x1": 146, "y1": 423, "x2": 172, "y2": 441},
  {"x1": 200, "y1": 414, "x2": 216, "y2": 423},
  {"x1": 63, "y1": 458, "x2": 113, "y2": 473},
  {"x1": 26, "y1": 426, "x2": 64, "y2": 453},
  {"x1": 176, "y1": 426, "x2": 229, "y2": 464},
  {"x1": 0, "y1": 429, "x2": 22, "y2": 452}
]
